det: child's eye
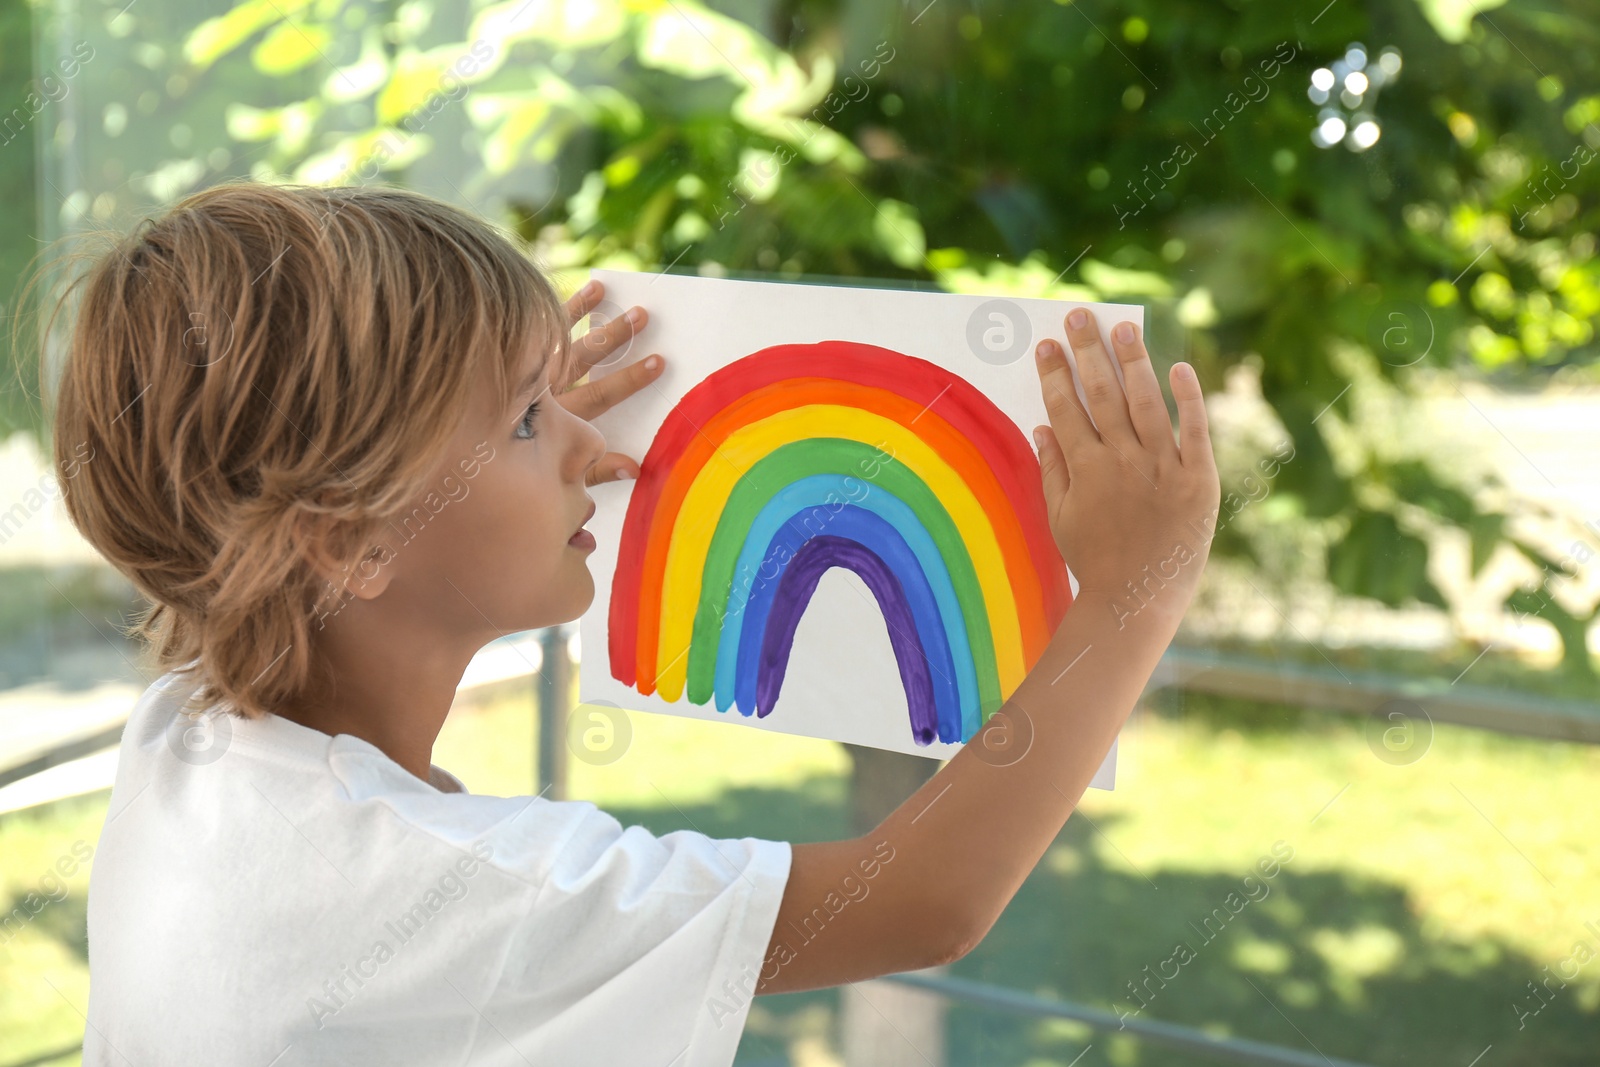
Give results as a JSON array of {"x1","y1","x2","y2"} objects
[{"x1": 515, "y1": 400, "x2": 541, "y2": 440}]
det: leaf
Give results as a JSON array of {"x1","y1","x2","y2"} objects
[
  {"x1": 1078, "y1": 259, "x2": 1174, "y2": 299},
  {"x1": 468, "y1": 0, "x2": 629, "y2": 58},
  {"x1": 734, "y1": 148, "x2": 783, "y2": 203},
  {"x1": 225, "y1": 100, "x2": 323, "y2": 153},
  {"x1": 275, "y1": 100, "x2": 323, "y2": 156},
  {"x1": 929, "y1": 256, "x2": 1097, "y2": 302},
  {"x1": 322, "y1": 28, "x2": 390, "y2": 103},
  {"x1": 224, "y1": 102, "x2": 280, "y2": 142},
  {"x1": 586, "y1": 86, "x2": 645, "y2": 137},
  {"x1": 185, "y1": 0, "x2": 315, "y2": 70},
  {"x1": 1468, "y1": 512, "x2": 1505, "y2": 577},
  {"x1": 733, "y1": 51, "x2": 835, "y2": 129},
  {"x1": 1327, "y1": 509, "x2": 1448, "y2": 609},
  {"x1": 636, "y1": 0, "x2": 775, "y2": 83},
  {"x1": 1504, "y1": 586, "x2": 1551, "y2": 619},
  {"x1": 252, "y1": 20, "x2": 333, "y2": 76},
  {"x1": 873, "y1": 199, "x2": 926, "y2": 270},
  {"x1": 1388, "y1": 460, "x2": 1476, "y2": 525},
  {"x1": 1264, "y1": 396, "x2": 1351, "y2": 521},
  {"x1": 1414, "y1": 0, "x2": 1511, "y2": 43},
  {"x1": 742, "y1": 114, "x2": 866, "y2": 171},
  {"x1": 376, "y1": 49, "x2": 453, "y2": 126},
  {"x1": 1508, "y1": 537, "x2": 1572, "y2": 576},
  {"x1": 468, "y1": 92, "x2": 558, "y2": 176},
  {"x1": 293, "y1": 129, "x2": 428, "y2": 185}
]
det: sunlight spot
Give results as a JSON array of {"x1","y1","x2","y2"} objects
[
  {"x1": 1232, "y1": 936, "x2": 1292, "y2": 974},
  {"x1": 1046, "y1": 843, "x2": 1083, "y2": 877},
  {"x1": 1311, "y1": 924, "x2": 1405, "y2": 980}
]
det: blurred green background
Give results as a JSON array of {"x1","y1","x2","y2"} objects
[{"x1": 2, "y1": 0, "x2": 1598, "y2": 1064}]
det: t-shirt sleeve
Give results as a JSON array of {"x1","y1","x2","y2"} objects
[{"x1": 485, "y1": 800, "x2": 792, "y2": 1067}]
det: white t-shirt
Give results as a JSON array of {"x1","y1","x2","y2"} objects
[{"x1": 84, "y1": 668, "x2": 793, "y2": 1066}]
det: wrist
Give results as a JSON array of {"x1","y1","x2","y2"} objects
[{"x1": 1064, "y1": 583, "x2": 1186, "y2": 643}]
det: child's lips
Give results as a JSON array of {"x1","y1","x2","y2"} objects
[{"x1": 570, "y1": 500, "x2": 596, "y2": 550}]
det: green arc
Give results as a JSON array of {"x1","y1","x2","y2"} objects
[{"x1": 686, "y1": 437, "x2": 1002, "y2": 718}]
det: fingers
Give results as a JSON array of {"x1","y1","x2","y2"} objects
[
  {"x1": 564, "y1": 278, "x2": 604, "y2": 327},
  {"x1": 569, "y1": 302, "x2": 647, "y2": 388},
  {"x1": 1034, "y1": 337, "x2": 1097, "y2": 462},
  {"x1": 1169, "y1": 362, "x2": 1215, "y2": 472},
  {"x1": 559, "y1": 352, "x2": 664, "y2": 422},
  {"x1": 586, "y1": 452, "x2": 641, "y2": 486},
  {"x1": 1107, "y1": 320, "x2": 1176, "y2": 459},
  {"x1": 1062, "y1": 307, "x2": 1139, "y2": 448},
  {"x1": 1032, "y1": 423, "x2": 1070, "y2": 503}
]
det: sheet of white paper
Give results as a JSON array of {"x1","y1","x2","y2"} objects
[{"x1": 576, "y1": 269, "x2": 1135, "y2": 790}]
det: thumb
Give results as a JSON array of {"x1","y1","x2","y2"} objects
[{"x1": 1033, "y1": 425, "x2": 1070, "y2": 502}]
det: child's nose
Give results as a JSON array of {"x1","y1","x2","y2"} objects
[{"x1": 573, "y1": 410, "x2": 609, "y2": 477}]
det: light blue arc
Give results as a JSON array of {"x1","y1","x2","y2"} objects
[{"x1": 713, "y1": 473, "x2": 978, "y2": 732}]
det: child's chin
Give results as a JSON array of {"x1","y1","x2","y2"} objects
[{"x1": 562, "y1": 571, "x2": 596, "y2": 620}]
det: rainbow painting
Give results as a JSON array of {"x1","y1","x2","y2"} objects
[
  {"x1": 577, "y1": 268, "x2": 1132, "y2": 783},
  {"x1": 605, "y1": 339, "x2": 1073, "y2": 748}
]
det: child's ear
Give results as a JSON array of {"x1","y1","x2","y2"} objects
[
  {"x1": 294, "y1": 512, "x2": 397, "y2": 602},
  {"x1": 337, "y1": 543, "x2": 398, "y2": 600}
]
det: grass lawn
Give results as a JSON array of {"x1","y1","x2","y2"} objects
[{"x1": 2, "y1": 674, "x2": 1596, "y2": 1066}]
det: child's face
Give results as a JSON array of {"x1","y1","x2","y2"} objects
[{"x1": 362, "y1": 330, "x2": 608, "y2": 638}]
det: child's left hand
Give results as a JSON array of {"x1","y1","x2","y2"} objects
[{"x1": 557, "y1": 279, "x2": 664, "y2": 484}]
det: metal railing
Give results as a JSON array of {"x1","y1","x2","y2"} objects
[
  {"x1": 9, "y1": 640, "x2": 1599, "y2": 805},
  {"x1": 879, "y1": 971, "x2": 1376, "y2": 1067},
  {"x1": 2, "y1": 985, "x2": 1380, "y2": 1067}
]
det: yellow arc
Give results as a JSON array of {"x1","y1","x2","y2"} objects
[{"x1": 653, "y1": 405, "x2": 1025, "y2": 702}]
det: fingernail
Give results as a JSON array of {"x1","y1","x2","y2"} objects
[
  {"x1": 1175, "y1": 362, "x2": 1193, "y2": 380},
  {"x1": 626, "y1": 306, "x2": 645, "y2": 327},
  {"x1": 643, "y1": 354, "x2": 661, "y2": 371},
  {"x1": 1035, "y1": 340, "x2": 1053, "y2": 364},
  {"x1": 617, "y1": 467, "x2": 637, "y2": 480},
  {"x1": 1033, "y1": 427, "x2": 1050, "y2": 450},
  {"x1": 580, "y1": 279, "x2": 600, "y2": 298},
  {"x1": 1114, "y1": 321, "x2": 1135, "y2": 344},
  {"x1": 1068, "y1": 308, "x2": 1087, "y2": 330}
]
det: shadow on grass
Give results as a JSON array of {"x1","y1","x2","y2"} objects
[
  {"x1": 0, "y1": 890, "x2": 89, "y2": 966},
  {"x1": 5, "y1": 775, "x2": 1591, "y2": 1066},
  {"x1": 606, "y1": 780, "x2": 1597, "y2": 1067}
]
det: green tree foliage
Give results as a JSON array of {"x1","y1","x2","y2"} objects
[
  {"x1": 171, "y1": 0, "x2": 1599, "y2": 678},
  {"x1": 0, "y1": 0, "x2": 39, "y2": 437}
]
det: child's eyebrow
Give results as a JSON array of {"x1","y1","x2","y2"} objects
[{"x1": 510, "y1": 355, "x2": 549, "y2": 410}]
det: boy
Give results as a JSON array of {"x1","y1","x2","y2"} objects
[{"x1": 45, "y1": 181, "x2": 1217, "y2": 1064}]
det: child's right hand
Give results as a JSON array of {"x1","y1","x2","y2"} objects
[
  {"x1": 766, "y1": 315, "x2": 1217, "y2": 993},
  {"x1": 766, "y1": 313, "x2": 1219, "y2": 995},
  {"x1": 1032, "y1": 307, "x2": 1220, "y2": 631}
]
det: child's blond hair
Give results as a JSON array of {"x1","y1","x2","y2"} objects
[{"x1": 33, "y1": 180, "x2": 572, "y2": 719}]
